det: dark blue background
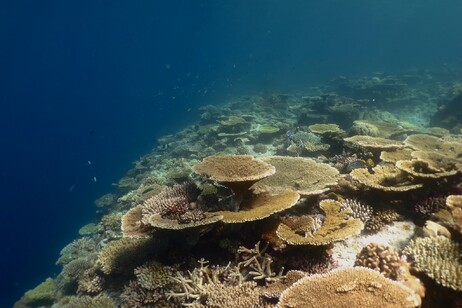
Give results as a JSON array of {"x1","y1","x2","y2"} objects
[{"x1": 1, "y1": 1, "x2": 461, "y2": 306}]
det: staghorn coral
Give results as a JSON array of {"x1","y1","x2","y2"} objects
[
  {"x1": 403, "y1": 236, "x2": 462, "y2": 291},
  {"x1": 237, "y1": 242, "x2": 284, "y2": 283},
  {"x1": 98, "y1": 238, "x2": 158, "y2": 275},
  {"x1": 340, "y1": 198, "x2": 373, "y2": 223},
  {"x1": 251, "y1": 156, "x2": 340, "y2": 196},
  {"x1": 276, "y1": 199, "x2": 364, "y2": 246},
  {"x1": 277, "y1": 267, "x2": 420, "y2": 308},
  {"x1": 355, "y1": 243, "x2": 402, "y2": 279}
]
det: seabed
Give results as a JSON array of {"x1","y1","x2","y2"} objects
[{"x1": 16, "y1": 70, "x2": 462, "y2": 307}]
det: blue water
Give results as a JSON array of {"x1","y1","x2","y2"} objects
[{"x1": 1, "y1": 1, "x2": 462, "y2": 306}]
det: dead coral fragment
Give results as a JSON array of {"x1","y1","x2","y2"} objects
[
  {"x1": 252, "y1": 156, "x2": 340, "y2": 196},
  {"x1": 215, "y1": 191, "x2": 300, "y2": 223},
  {"x1": 350, "y1": 164, "x2": 423, "y2": 192},
  {"x1": 276, "y1": 199, "x2": 363, "y2": 246},
  {"x1": 277, "y1": 267, "x2": 420, "y2": 308},
  {"x1": 403, "y1": 236, "x2": 462, "y2": 291}
]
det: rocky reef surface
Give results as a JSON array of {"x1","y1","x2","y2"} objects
[{"x1": 16, "y1": 70, "x2": 462, "y2": 307}]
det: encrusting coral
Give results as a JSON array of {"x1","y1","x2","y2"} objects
[{"x1": 277, "y1": 267, "x2": 420, "y2": 308}]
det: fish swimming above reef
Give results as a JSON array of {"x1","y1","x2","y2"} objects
[{"x1": 346, "y1": 159, "x2": 375, "y2": 174}]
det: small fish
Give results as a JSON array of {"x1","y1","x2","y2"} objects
[
  {"x1": 157, "y1": 143, "x2": 171, "y2": 150},
  {"x1": 346, "y1": 160, "x2": 375, "y2": 174},
  {"x1": 93, "y1": 176, "x2": 97, "y2": 182},
  {"x1": 68, "y1": 184, "x2": 76, "y2": 192},
  {"x1": 87, "y1": 160, "x2": 92, "y2": 165}
]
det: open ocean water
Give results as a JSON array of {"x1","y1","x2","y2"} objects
[{"x1": 1, "y1": 1, "x2": 462, "y2": 307}]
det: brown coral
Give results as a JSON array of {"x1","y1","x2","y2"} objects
[
  {"x1": 215, "y1": 191, "x2": 300, "y2": 224},
  {"x1": 350, "y1": 164, "x2": 423, "y2": 192},
  {"x1": 98, "y1": 238, "x2": 158, "y2": 275},
  {"x1": 344, "y1": 135, "x2": 404, "y2": 151},
  {"x1": 403, "y1": 236, "x2": 462, "y2": 291},
  {"x1": 277, "y1": 267, "x2": 420, "y2": 308},
  {"x1": 121, "y1": 205, "x2": 154, "y2": 238},
  {"x1": 355, "y1": 243, "x2": 402, "y2": 279},
  {"x1": 251, "y1": 156, "x2": 340, "y2": 196},
  {"x1": 276, "y1": 199, "x2": 364, "y2": 246},
  {"x1": 193, "y1": 155, "x2": 276, "y2": 203},
  {"x1": 446, "y1": 195, "x2": 462, "y2": 235}
]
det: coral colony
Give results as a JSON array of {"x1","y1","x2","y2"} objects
[{"x1": 16, "y1": 71, "x2": 462, "y2": 307}]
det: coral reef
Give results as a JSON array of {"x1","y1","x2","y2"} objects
[
  {"x1": 18, "y1": 70, "x2": 462, "y2": 307},
  {"x1": 277, "y1": 267, "x2": 420, "y2": 308}
]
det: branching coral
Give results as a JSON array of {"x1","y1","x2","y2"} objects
[
  {"x1": 340, "y1": 198, "x2": 373, "y2": 223},
  {"x1": 237, "y1": 242, "x2": 284, "y2": 283},
  {"x1": 403, "y1": 236, "x2": 462, "y2": 291}
]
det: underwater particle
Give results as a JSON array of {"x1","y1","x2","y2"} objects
[
  {"x1": 403, "y1": 236, "x2": 462, "y2": 291},
  {"x1": 277, "y1": 267, "x2": 420, "y2": 308},
  {"x1": 355, "y1": 243, "x2": 402, "y2": 279},
  {"x1": 276, "y1": 199, "x2": 364, "y2": 246},
  {"x1": 251, "y1": 156, "x2": 340, "y2": 196},
  {"x1": 192, "y1": 155, "x2": 276, "y2": 204},
  {"x1": 340, "y1": 198, "x2": 373, "y2": 223}
]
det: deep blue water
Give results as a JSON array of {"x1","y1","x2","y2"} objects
[{"x1": 1, "y1": 1, "x2": 462, "y2": 306}]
